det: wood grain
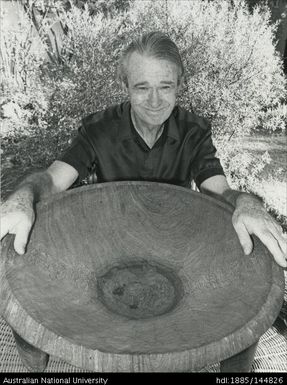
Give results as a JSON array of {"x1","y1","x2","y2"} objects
[{"x1": 0, "y1": 182, "x2": 284, "y2": 372}]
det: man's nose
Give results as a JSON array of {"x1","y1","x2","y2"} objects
[{"x1": 148, "y1": 88, "x2": 161, "y2": 108}]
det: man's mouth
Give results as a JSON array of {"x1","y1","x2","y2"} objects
[{"x1": 145, "y1": 107, "x2": 166, "y2": 114}]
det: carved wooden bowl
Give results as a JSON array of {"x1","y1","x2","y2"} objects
[{"x1": 0, "y1": 182, "x2": 284, "y2": 371}]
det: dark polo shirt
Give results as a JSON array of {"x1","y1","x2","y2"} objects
[{"x1": 60, "y1": 101, "x2": 225, "y2": 188}]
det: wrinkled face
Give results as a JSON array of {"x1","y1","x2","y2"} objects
[{"x1": 124, "y1": 52, "x2": 182, "y2": 130}]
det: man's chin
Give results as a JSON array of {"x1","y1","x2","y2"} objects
[
  {"x1": 141, "y1": 112, "x2": 169, "y2": 126},
  {"x1": 132, "y1": 107, "x2": 171, "y2": 128}
]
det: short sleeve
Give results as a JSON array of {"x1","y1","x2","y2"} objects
[
  {"x1": 192, "y1": 127, "x2": 225, "y2": 188},
  {"x1": 59, "y1": 124, "x2": 97, "y2": 182}
]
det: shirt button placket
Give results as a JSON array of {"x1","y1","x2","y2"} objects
[
  {"x1": 141, "y1": 150, "x2": 151, "y2": 178},
  {"x1": 145, "y1": 151, "x2": 154, "y2": 175}
]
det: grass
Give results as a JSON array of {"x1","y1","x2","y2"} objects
[
  {"x1": 238, "y1": 134, "x2": 287, "y2": 180},
  {"x1": 233, "y1": 133, "x2": 287, "y2": 227}
]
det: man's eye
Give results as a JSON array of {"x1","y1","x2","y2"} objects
[
  {"x1": 160, "y1": 86, "x2": 173, "y2": 92},
  {"x1": 138, "y1": 87, "x2": 148, "y2": 91}
]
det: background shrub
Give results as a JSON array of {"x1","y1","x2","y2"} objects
[{"x1": 1, "y1": 0, "x2": 286, "y2": 218}]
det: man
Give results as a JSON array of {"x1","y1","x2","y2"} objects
[{"x1": 1, "y1": 32, "x2": 286, "y2": 268}]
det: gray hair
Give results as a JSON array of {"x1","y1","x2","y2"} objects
[{"x1": 118, "y1": 31, "x2": 184, "y2": 86}]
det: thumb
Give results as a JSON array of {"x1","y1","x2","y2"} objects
[
  {"x1": 0, "y1": 217, "x2": 9, "y2": 240},
  {"x1": 233, "y1": 220, "x2": 253, "y2": 255},
  {"x1": 14, "y1": 222, "x2": 32, "y2": 255}
]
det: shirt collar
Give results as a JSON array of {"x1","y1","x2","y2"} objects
[{"x1": 120, "y1": 101, "x2": 180, "y2": 142}]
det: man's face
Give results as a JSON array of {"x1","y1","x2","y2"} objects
[{"x1": 124, "y1": 52, "x2": 181, "y2": 130}]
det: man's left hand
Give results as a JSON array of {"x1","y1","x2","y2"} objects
[{"x1": 232, "y1": 193, "x2": 287, "y2": 268}]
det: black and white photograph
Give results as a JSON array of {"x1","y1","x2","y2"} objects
[{"x1": 0, "y1": 0, "x2": 286, "y2": 380}]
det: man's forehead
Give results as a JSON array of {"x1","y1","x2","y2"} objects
[{"x1": 126, "y1": 52, "x2": 178, "y2": 80}]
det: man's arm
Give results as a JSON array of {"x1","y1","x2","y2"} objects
[
  {"x1": 0, "y1": 161, "x2": 78, "y2": 255},
  {"x1": 199, "y1": 175, "x2": 287, "y2": 268}
]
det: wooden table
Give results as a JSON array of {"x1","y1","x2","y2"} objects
[{"x1": 0, "y1": 182, "x2": 284, "y2": 372}]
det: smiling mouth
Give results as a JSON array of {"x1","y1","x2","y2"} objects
[{"x1": 145, "y1": 108, "x2": 165, "y2": 113}]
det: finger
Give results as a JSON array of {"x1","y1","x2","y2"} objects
[
  {"x1": 13, "y1": 222, "x2": 32, "y2": 255},
  {"x1": 257, "y1": 231, "x2": 286, "y2": 268},
  {"x1": 268, "y1": 224, "x2": 287, "y2": 256},
  {"x1": 276, "y1": 234, "x2": 287, "y2": 256},
  {"x1": 233, "y1": 220, "x2": 253, "y2": 255},
  {"x1": 0, "y1": 218, "x2": 9, "y2": 240},
  {"x1": 269, "y1": 220, "x2": 284, "y2": 238},
  {"x1": 1, "y1": 212, "x2": 25, "y2": 239}
]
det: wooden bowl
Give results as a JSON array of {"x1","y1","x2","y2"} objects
[{"x1": 0, "y1": 182, "x2": 284, "y2": 371}]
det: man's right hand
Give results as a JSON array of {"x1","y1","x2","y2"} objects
[
  {"x1": 0, "y1": 161, "x2": 79, "y2": 255},
  {"x1": 0, "y1": 196, "x2": 35, "y2": 255}
]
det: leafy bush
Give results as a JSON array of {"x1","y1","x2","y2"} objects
[
  {"x1": 0, "y1": 3, "x2": 48, "y2": 134},
  {"x1": 65, "y1": 0, "x2": 132, "y2": 17},
  {"x1": 1, "y1": 0, "x2": 286, "y2": 218}
]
